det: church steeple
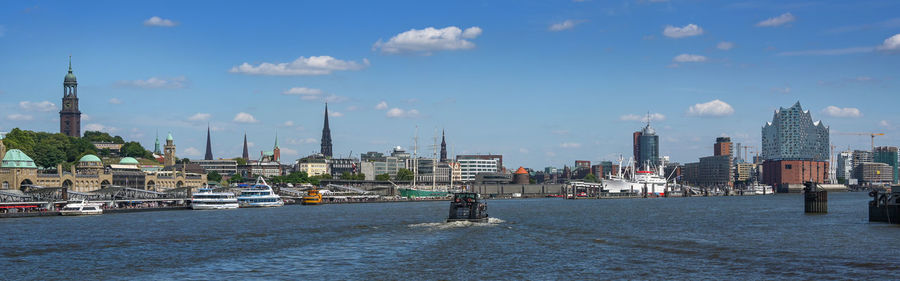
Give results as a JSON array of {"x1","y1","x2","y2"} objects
[
  {"x1": 60, "y1": 56, "x2": 81, "y2": 138},
  {"x1": 204, "y1": 125, "x2": 213, "y2": 160},
  {"x1": 440, "y1": 129, "x2": 448, "y2": 162},
  {"x1": 154, "y1": 130, "x2": 161, "y2": 154},
  {"x1": 242, "y1": 132, "x2": 250, "y2": 161},
  {"x1": 320, "y1": 103, "x2": 333, "y2": 157}
]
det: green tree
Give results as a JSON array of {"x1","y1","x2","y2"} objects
[
  {"x1": 376, "y1": 173, "x2": 391, "y2": 181},
  {"x1": 207, "y1": 171, "x2": 222, "y2": 182},
  {"x1": 583, "y1": 173, "x2": 597, "y2": 183},
  {"x1": 3, "y1": 128, "x2": 37, "y2": 157},
  {"x1": 233, "y1": 157, "x2": 247, "y2": 166},
  {"x1": 395, "y1": 168, "x2": 414, "y2": 181},
  {"x1": 228, "y1": 173, "x2": 244, "y2": 184},
  {"x1": 121, "y1": 141, "x2": 150, "y2": 158},
  {"x1": 181, "y1": 158, "x2": 191, "y2": 164}
]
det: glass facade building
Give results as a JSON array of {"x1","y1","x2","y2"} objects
[{"x1": 761, "y1": 102, "x2": 830, "y2": 161}]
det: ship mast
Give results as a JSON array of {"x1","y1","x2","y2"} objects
[
  {"x1": 432, "y1": 129, "x2": 437, "y2": 191},
  {"x1": 412, "y1": 126, "x2": 418, "y2": 187}
]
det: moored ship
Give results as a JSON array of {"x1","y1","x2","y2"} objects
[
  {"x1": 191, "y1": 187, "x2": 239, "y2": 210},
  {"x1": 237, "y1": 177, "x2": 284, "y2": 208}
]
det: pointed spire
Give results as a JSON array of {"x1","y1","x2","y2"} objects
[
  {"x1": 242, "y1": 132, "x2": 250, "y2": 161},
  {"x1": 154, "y1": 130, "x2": 161, "y2": 154},
  {"x1": 440, "y1": 129, "x2": 448, "y2": 162},
  {"x1": 320, "y1": 103, "x2": 333, "y2": 157},
  {"x1": 274, "y1": 130, "x2": 279, "y2": 149},
  {"x1": 204, "y1": 125, "x2": 213, "y2": 160},
  {"x1": 68, "y1": 55, "x2": 72, "y2": 72}
]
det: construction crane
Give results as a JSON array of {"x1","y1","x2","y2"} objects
[{"x1": 836, "y1": 132, "x2": 885, "y2": 151}]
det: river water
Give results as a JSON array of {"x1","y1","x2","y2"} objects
[{"x1": 1, "y1": 192, "x2": 898, "y2": 280}]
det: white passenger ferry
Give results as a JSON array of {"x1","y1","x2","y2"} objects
[
  {"x1": 59, "y1": 200, "x2": 103, "y2": 216},
  {"x1": 191, "y1": 187, "x2": 239, "y2": 210},
  {"x1": 237, "y1": 177, "x2": 284, "y2": 208}
]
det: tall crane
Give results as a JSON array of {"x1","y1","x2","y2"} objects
[{"x1": 836, "y1": 132, "x2": 885, "y2": 151}]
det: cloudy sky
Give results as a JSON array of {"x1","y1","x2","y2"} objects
[{"x1": 1, "y1": 1, "x2": 898, "y2": 168}]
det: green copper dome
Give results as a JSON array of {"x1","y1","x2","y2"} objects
[
  {"x1": 79, "y1": 154, "x2": 102, "y2": 163},
  {"x1": 167, "y1": 132, "x2": 173, "y2": 141},
  {"x1": 64, "y1": 56, "x2": 77, "y2": 83},
  {"x1": 119, "y1": 157, "x2": 139, "y2": 165},
  {"x1": 1, "y1": 149, "x2": 37, "y2": 169}
]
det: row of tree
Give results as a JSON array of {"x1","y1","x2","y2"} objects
[{"x1": 2, "y1": 128, "x2": 153, "y2": 169}]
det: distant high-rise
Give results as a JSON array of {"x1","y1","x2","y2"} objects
[
  {"x1": 204, "y1": 126, "x2": 213, "y2": 160},
  {"x1": 321, "y1": 103, "x2": 333, "y2": 157},
  {"x1": 761, "y1": 102, "x2": 830, "y2": 161},
  {"x1": 440, "y1": 130, "x2": 448, "y2": 162},
  {"x1": 874, "y1": 146, "x2": 899, "y2": 184},
  {"x1": 714, "y1": 137, "x2": 732, "y2": 156},
  {"x1": 60, "y1": 56, "x2": 81, "y2": 138},
  {"x1": 242, "y1": 133, "x2": 249, "y2": 161},
  {"x1": 634, "y1": 123, "x2": 659, "y2": 170}
]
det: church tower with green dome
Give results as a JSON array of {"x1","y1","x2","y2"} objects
[{"x1": 60, "y1": 56, "x2": 82, "y2": 137}]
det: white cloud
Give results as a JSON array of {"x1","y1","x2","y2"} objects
[
  {"x1": 282, "y1": 87, "x2": 324, "y2": 100},
  {"x1": 81, "y1": 114, "x2": 91, "y2": 121},
  {"x1": 879, "y1": 120, "x2": 891, "y2": 128},
  {"x1": 233, "y1": 112, "x2": 258, "y2": 123},
  {"x1": 772, "y1": 86, "x2": 791, "y2": 94},
  {"x1": 6, "y1": 114, "x2": 33, "y2": 121},
  {"x1": 144, "y1": 16, "x2": 178, "y2": 27},
  {"x1": 84, "y1": 123, "x2": 118, "y2": 133},
  {"x1": 188, "y1": 113, "x2": 211, "y2": 121},
  {"x1": 663, "y1": 24, "x2": 703, "y2": 38},
  {"x1": 283, "y1": 121, "x2": 295, "y2": 127},
  {"x1": 821, "y1": 106, "x2": 862, "y2": 118},
  {"x1": 519, "y1": 148, "x2": 529, "y2": 154},
  {"x1": 280, "y1": 147, "x2": 299, "y2": 156},
  {"x1": 19, "y1": 101, "x2": 57, "y2": 112},
  {"x1": 386, "y1": 108, "x2": 420, "y2": 118},
  {"x1": 346, "y1": 105, "x2": 360, "y2": 111},
  {"x1": 329, "y1": 111, "x2": 344, "y2": 117},
  {"x1": 560, "y1": 142, "x2": 582, "y2": 149},
  {"x1": 230, "y1": 56, "x2": 369, "y2": 76},
  {"x1": 374, "y1": 26, "x2": 483, "y2": 55},
  {"x1": 757, "y1": 13, "x2": 795, "y2": 27},
  {"x1": 687, "y1": 99, "x2": 735, "y2": 117},
  {"x1": 117, "y1": 76, "x2": 188, "y2": 89},
  {"x1": 183, "y1": 147, "x2": 201, "y2": 157},
  {"x1": 375, "y1": 101, "x2": 388, "y2": 110},
  {"x1": 108, "y1": 98, "x2": 123, "y2": 104},
  {"x1": 877, "y1": 33, "x2": 900, "y2": 51},
  {"x1": 673, "y1": 54, "x2": 707, "y2": 63},
  {"x1": 620, "y1": 113, "x2": 666, "y2": 122},
  {"x1": 717, "y1": 41, "x2": 735, "y2": 50},
  {"x1": 301, "y1": 138, "x2": 318, "y2": 144},
  {"x1": 549, "y1": 20, "x2": 583, "y2": 31}
]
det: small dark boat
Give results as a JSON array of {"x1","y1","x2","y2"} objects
[{"x1": 447, "y1": 192, "x2": 488, "y2": 223}]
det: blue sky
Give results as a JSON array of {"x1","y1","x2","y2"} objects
[{"x1": 1, "y1": 0, "x2": 899, "y2": 168}]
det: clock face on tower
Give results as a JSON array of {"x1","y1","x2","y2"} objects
[{"x1": 64, "y1": 100, "x2": 71, "y2": 109}]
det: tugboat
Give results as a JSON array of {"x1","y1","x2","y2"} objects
[{"x1": 447, "y1": 192, "x2": 488, "y2": 223}]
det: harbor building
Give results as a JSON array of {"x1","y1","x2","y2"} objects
[
  {"x1": 873, "y1": 146, "x2": 899, "y2": 184},
  {"x1": 760, "y1": 102, "x2": 830, "y2": 189},
  {"x1": 457, "y1": 156, "x2": 499, "y2": 182},
  {"x1": 835, "y1": 150, "x2": 852, "y2": 183},
  {"x1": 60, "y1": 57, "x2": 82, "y2": 138},
  {"x1": 633, "y1": 122, "x2": 660, "y2": 170},
  {"x1": 193, "y1": 159, "x2": 238, "y2": 176},
  {"x1": 513, "y1": 167, "x2": 530, "y2": 184},
  {"x1": 297, "y1": 155, "x2": 329, "y2": 177},
  {"x1": 698, "y1": 156, "x2": 733, "y2": 188},
  {"x1": 329, "y1": 158, "x2": 357, "y2": 177},
  {"x1": 734, "y1": 163, "x2": 754, "y2": 183},
  {"x1": 855, "y1": 162, "x2": 894, "y2": 186},
  {"x1": 0, "y1": 149, "x2": 205, "y2": 192}
]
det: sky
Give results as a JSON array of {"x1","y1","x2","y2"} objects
[{"x1": 1, "y1": 0, "x2": 899, "y2": 169}]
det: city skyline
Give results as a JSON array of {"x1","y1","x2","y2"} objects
[{"x1": 1, "y1": 1, "x2": 899, "y2": 168}]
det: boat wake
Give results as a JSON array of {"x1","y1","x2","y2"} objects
[{"x1": 409, "y1": 217, "x2": 505, "y2": 230}]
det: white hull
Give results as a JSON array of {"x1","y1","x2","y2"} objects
[
  {"x1": 191, "y1": 203, "x2": 240, "y2": 210},
  {"x1": 603, "y1": 178, "x2": 668, "y2": 195},
  {"x1": 239, "y1": 201, "x2": 284, "y2": 208},
  {"x1": 60, "y1": 210, "x2": 103, "y2": 216}
]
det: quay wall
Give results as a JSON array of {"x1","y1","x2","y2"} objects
[{"x1": 470, "y1": 184, "x2": 565, "y2": 197}]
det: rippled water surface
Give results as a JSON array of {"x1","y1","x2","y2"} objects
[{"x1": 2, "y1": 192, "x2": 898, "y2": 280}]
